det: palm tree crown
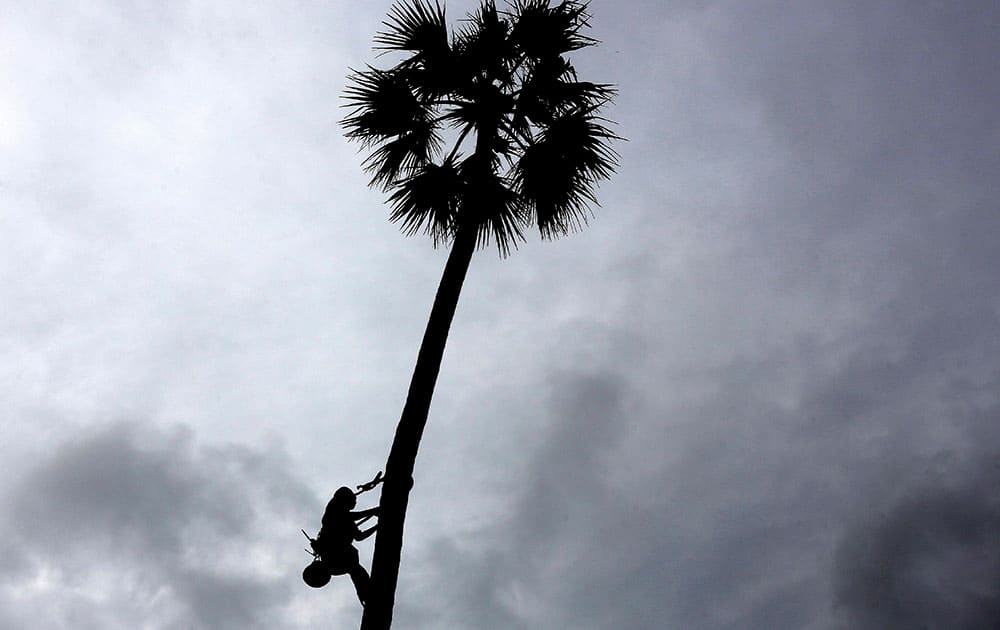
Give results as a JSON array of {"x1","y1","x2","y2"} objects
[{"x1": 343, "y1": 0, "x2": 619, "y2": 255}]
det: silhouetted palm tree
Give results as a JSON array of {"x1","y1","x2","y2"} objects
[{"x1": 342, "y1": 1, "x2": 618, "y2": 627}]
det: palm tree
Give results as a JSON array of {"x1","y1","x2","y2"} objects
[{"x1": 341, "y1": 1, "x2": 619, "y2": 627}]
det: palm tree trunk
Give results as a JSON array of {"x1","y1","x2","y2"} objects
[{"x1": 360, "y1": 220, "x2": 478, "y2": 630}]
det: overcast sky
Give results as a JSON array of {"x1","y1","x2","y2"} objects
[{"x1": 2, "y1": 1, "x2": 999, "y2": 628}]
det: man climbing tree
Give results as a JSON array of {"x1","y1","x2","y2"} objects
[
  {"x1": 341, "y1": 1, "x2": 619, "y2": 627},
  {"x1": 302, "y1": 473, "x2": 384, "y2": 605}
]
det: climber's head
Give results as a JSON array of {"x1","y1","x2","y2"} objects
[{"x1": 332, "y1": 486, "x2": 357, "y2": 510}]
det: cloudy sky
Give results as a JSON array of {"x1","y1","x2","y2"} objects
[{"x1": 2, "y1": 1, "x2": 998, "y2": 628}]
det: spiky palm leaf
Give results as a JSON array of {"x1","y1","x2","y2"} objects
[
  {"x1": 514, "y1": 105, "x2": 618, "y2": 237},
  {"x1": 362, "y1": 114, "x2": 441, "y2": 189},
  {"x1": 377, "y1": 1, "x2": 457, "y2": 99},
  {"x1": 387, "y1": 157, "x2": 462, "y2": 241},
  {"x1": 452, "y1": 2, "x2": 514, "y2": 87},
  {"x1": 509, "y1": 0, "x2": 596, "y2": 59},
  {"x1": 342, "y1": 67, "x2": 427, "y2": 145},
  {"x1": 515, "y1": 55, "x2": 614, "y2": 123},
  {"x1": 375, "y1": 0, "x2": 448, "y2": 55}
]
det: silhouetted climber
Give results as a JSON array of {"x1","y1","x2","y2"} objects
[{"x1": 302, "y1": 472, "x2": 383, "y2": 605}]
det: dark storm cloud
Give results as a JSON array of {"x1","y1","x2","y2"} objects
[
  {"x1": 0, "y1": 421, "x2": 317, "y2": 629},
  {"x1": 833, "y1": 469, "x2": 1000, "y2": 630}
]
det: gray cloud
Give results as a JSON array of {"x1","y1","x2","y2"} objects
[
  {"x1": 833, "y1": 467, "x2": 1000, "y2": 629},
  {"x1": 1, "y1": 421, "x2": 318, "y2": 629}
]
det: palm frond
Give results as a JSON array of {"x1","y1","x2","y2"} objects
[
  {"x1": 342, "y1": 67, "x2": 427, "y2": 145},
  {"x1": 387, "y1": 158, "x2": 464, "y2": 244},
  {"x1": 440, "y1": 80, "x2": 512, "y2": 135},
  {"x1": 457, "y1": 157, "x2": 526, "y2": 254},
  {"x1": 516, "y1": 143, "x2": 590, "y2": 237},
  {"x1": 508, "y1": 0, "x2": 596, "y2": 60},
  {"x1": 376, "y1": 1, "x2": 460, "y2": 99},
  {"x1": 362, "y1": 116, "x2": 441, "y2": 189},
  {"x1": 476, "y1": 176, "x2": 526, "y2": 256},
  {"x1": 517, "y1": 78, "x2": 615, "y2": 124},
  {"x1": 513, "y1": 106, "x2": 620, "y2": 238},
  {"x1": 515, "y1": 55, "x2": 614, "y2": 123},
  {"x1": 376, "y1": 0, "x2": 449, "y2": 56},
  {"x1": 453, "y1": 1, "x2": 513, "y2": 86}
]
